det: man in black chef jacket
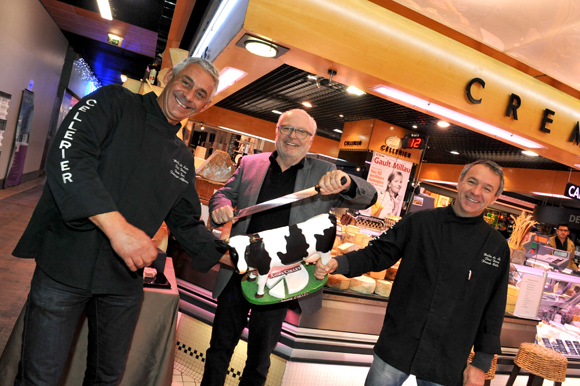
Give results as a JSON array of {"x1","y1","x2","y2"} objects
[
  {"x1": 12, "y1": 57, "x2": 232, "y2": 385},
  {"x1": 315, "y1": 160, "x2": 510, "y2": 386}
]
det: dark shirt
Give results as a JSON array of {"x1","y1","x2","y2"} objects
[
  {"x1": 555, "y1": 237, "x2": 567, "y2": 251},
  {"x1": 246, "y1": 151, "x2": 304, "y2": 234},
  {"x1": 335, "y1": 205, "x2": 510, "y2": 385},
  {"x1": 13, "y1": 86, "x2": 224, "y2": 295}
]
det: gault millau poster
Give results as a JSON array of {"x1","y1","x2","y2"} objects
[{"x1": 364, "y1": 151, "x2": 413, "y2": 218}]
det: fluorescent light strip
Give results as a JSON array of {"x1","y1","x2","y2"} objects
[
  {"x1": 218, "y1": 126, "x2": 275, "y2": 143},
  {"x1": 193, "y1": 0, "x2": 239, "y2": 58},
  {"x1": 532, "y1": 192, "x2": 571, "y2": 199},
  {"x1": 372, "y1": 85, "x2": 545, "y2": 149},
  {"x1": 423, "y1": 179, "x2": 458, "y2": 186},
  {"x1": 96, "y1": 0, "x2": 112, "y2": 20},
  {"x1": 216, "y1": 67, "x2": 247, "y2": 95}
]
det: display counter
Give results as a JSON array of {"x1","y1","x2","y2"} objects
[
  {"x1": 171, "y1": 245, "x2": 580, "y2": 376},
  {"x1": 0, "y1": 259, "x2": 180, "y2": 386}
]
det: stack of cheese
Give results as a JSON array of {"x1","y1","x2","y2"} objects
[
  {"x1": 325, "y1": 273, "x2": 394, "y2": 298},
  {"x1": 505, "y1": 284, "x2": 519, "y2": 314},
  {"x1": 332, "y1": 224, "x2": 374, "y2": 257}
]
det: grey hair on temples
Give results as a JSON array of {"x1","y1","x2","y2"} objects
[
  {"x1": 172, "y1": 57, "x2": 220, "y2": 98},
  {"x1": 459, "y1": 159, "x2": 505, "y2": 196}
]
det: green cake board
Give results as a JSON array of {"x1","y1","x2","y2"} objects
[{"x1": 241, "y1": 263, "x2": 328, "y2": 305}]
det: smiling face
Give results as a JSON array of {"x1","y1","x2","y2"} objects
[
  {"x1": 388, "y1": 174, "x2": 403, "y2": 195},
  {"x1": 453, "y1": 164, "x2": 501, "y2": 217},
  {"x1": 275, "y1": 110, "x2": 316, "y2": 170},
  {"x1": 157, "y1": 63, "x2": 215, "y2": 125}
]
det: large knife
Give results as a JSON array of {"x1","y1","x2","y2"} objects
[{"x1": 234, "y1": 176, "x2": 347, "y2": 220}]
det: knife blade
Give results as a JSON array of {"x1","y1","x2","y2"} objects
[{"x1": 234, "y1": 176, "x2": 347, "y2": 220}]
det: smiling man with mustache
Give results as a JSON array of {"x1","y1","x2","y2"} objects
[{"x1": 12, "y1": 57, "x2": 233, "y2": 386}]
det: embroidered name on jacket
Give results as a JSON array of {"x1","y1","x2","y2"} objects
[
  {"x1": 58, "y1": 98, "x2": 97, "y2": 184},
  {"x1": 170, "y1": 159, "x2": 190, "y2": 184},
  {"x1": 481, "y1": 252, "x2": 501, "y2": 267}
]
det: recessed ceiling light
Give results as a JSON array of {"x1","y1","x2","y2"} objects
[
  {"x1": 97, "y1": 0, "x2": 112, "y2": 20},
  {"x1": 334, "y1": 129, "x2": 343, "y2": 133},
  {"x1": 216, "y1": 67, "x2": 247, "y2": 95},
  {"x1": 302, "y1": 101, "x2": 312, "y2": 108},
  {"x1": 437, "y1": 121, "x2": 450, "y2": 128},
  {"x1": 412, "y1": 125, "x2": 418, "y2": 129},
  {"x1": 244, "y1": 38, "x2": 278, "y2": 58},
  {"x1": 272, "y1": 110, "x2": 283, "y2": 115},
  {"x1": 522, "y1": 150, "x2": 538, "y2": 157},
  {"x1": 346, "y1": 86, "x2": 365, "y2": 96},
  {"x1": 450, "y1": 151, "x2": 459, "y2": 155}
]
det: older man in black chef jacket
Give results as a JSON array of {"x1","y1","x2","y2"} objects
[{"x1": 316, "y1": 160, "x2": 510, "y2": 386}]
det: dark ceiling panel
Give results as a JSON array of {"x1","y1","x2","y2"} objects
[
  {"x1": 59, "y1": 0, "x2": 165, "y2": 31},
  {"x1": 216, "y1": 64, "x2": 569, "y2": 171},
  {"x1": 63, "y1": 31, "x2": 152, "y2": 86}
]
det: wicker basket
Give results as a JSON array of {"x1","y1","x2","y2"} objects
[
  {"x1": 514, "y1": 343, "x2": 567, "y2": 382},
  {"x1": 467, "y1": 352, "x2": 498, "y2": 380}
]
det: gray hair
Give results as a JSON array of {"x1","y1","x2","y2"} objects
[
  {"x1": 277, "y1": 109, "x2": 317, "y2": 134},
  {"x1": 459, "y1": 160, "x2": 504, "y2": 196},
  {"x1": 172, "y1": 57, "x2": 220, "y2": 98}
]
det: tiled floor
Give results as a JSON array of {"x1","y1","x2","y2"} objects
[{"x1": 172, "y1": 367, "x2": 200, "y2": 386}]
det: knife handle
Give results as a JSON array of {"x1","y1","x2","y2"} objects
[{"x1": 314, "y1": 176, "x2": 348, "y2": 193}]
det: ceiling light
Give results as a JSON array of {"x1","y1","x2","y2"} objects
[
  {"x1": 339, "y1": 114, "x2": 344, "y2": 118},
  {"x1": 412, "y1": 125, "x2": 418, "y2": 129},
  {"x1": 96, "y1": 0, "x2": 112, "y2": 20},
  {"x1": 371, "y1": 85, "x2": 545, "y2": 149},
  {"x1": 450, "y1": 151, "x2": 459, "y2": 155},
  {"x1": 423, "y1": 179, "x2": 458, "y2": 186},
  {"x1": 120, "y1": 74, "x2": 127, "y2": 83},
  {"x1": 302, "y1": 101, "x2": 312, "y2": 108},
  {"x1": 244, "y1": 38, "x2": 278, "y2": 58},
  {"x1": 216, "y1": 67, "x2": 247, "y2": 95},
  {"x1": 193, "y1": 0, "x2": 238, "y2": 57},
  {"x1": 272, "y1": 110, "x2": 283, "y2": 115},
  {"x1": 437, "y1": 121, "x2": 450, "y2": 128},
  {"x1": 334, "y1": 129, "x2": 343, "y2": 133},
  {"x1": 532, "y1": 192, "x2": 571, "y2": 199},
  {"x1": 521, "y1": 150, "x2": 538, "y2": 157},
  {"x1": 346, "y1": 86, "x2": 365, "y2": 96}
]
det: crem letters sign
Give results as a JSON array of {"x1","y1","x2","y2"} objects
[{"x1": 466, "y1": 78, "x2": 580, "y2": 145}]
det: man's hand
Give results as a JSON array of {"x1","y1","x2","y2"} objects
[
  {"x1": 314, "y1": 258, "x2": 339, "y2": 279},
  {"x1": 463, "y1": 364, "x2": 485, "y2": 386},
  {"x1": 211, "y1": 205, "x2": 235, "y2": 224},
  {"x1": 318, "y1": 170, "x2": 351, "y2": 195},
  {"x1": 89, "y1": 211, "x2": 158, "y2": 272}
]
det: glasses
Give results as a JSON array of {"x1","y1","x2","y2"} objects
[{"x1": 277, "y1": 125, "x2": 312, "y2": 139}]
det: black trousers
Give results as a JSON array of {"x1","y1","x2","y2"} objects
[{"x1": 201, "y1": 274, "x2": 288, "y2": 386}]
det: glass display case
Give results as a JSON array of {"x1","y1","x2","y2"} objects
[{"x1": 509, "y1": 263, "x2": 580, "y2": 357}]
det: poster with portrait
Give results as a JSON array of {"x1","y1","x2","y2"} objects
[
  {"x1": 364, "y1": 152, "x2": 413, "y2": 218},
  {"x1": 4, "y1": 90, "x2": 34, "y2": 188}
]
